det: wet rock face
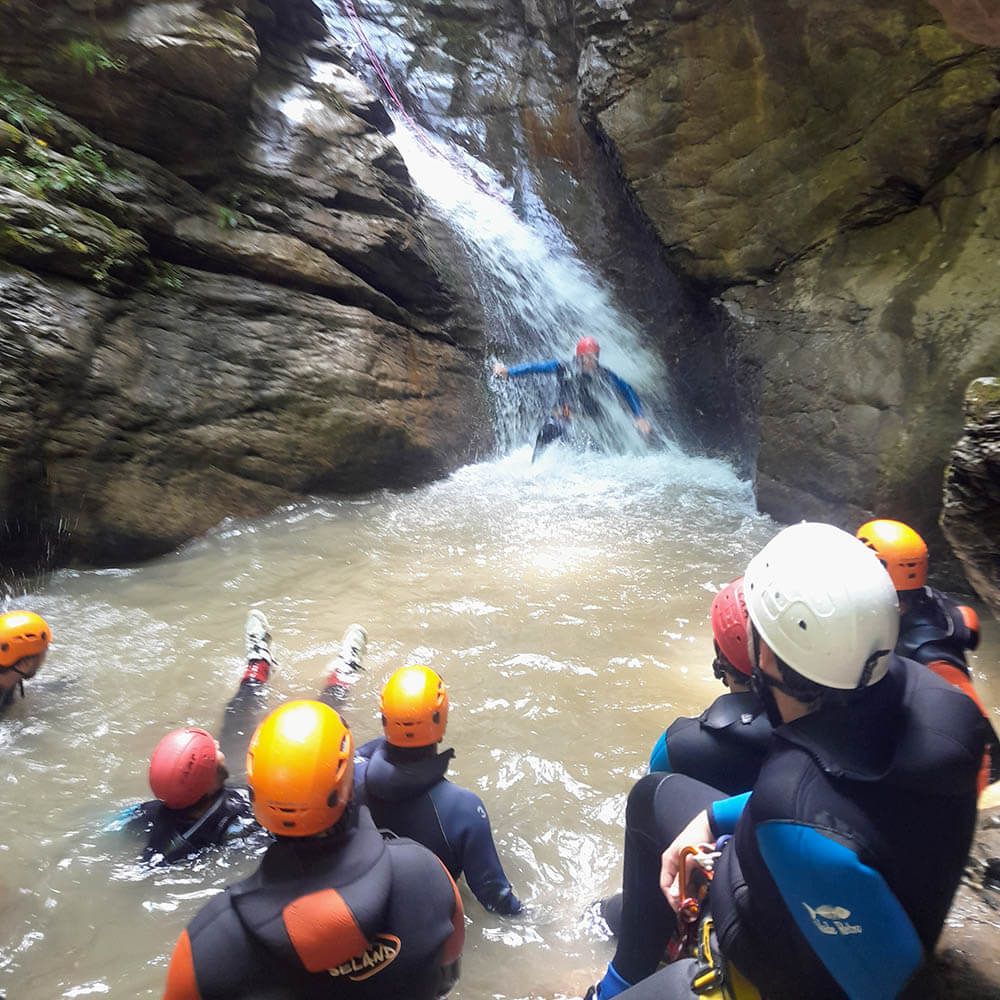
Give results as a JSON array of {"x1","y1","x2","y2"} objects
[
  {"x1": 941, "y1": 379, "x2": 1000, "y2": 619},
  {"x1": 320, "y1": 0, "x2": 753, "y2": 466},
  {"x1": 571, "y1": 0, "x2": 1000, "y2": 544},
  {"x1": 0, "y1": 0, "x2": 485, "y2": 571}
]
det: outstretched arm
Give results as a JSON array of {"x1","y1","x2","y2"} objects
[
  {"x1": 605, "y1": 370, "x2": 652, "y2": 436},
  {"x1": 494, "y1": 359, "x2": 562, "y2": 380}
]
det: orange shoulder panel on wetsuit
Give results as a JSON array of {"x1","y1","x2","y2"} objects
[
  {"x1": 163, "y1": 929, "x2": 202, "y2": 1000},
  {"x1": 438, "y1": 859, "x2": 465, "y2": 965},
  {"x1": 927, "y1": 660, "x2": 990, "y2": 795},
  {"x1": 959, "y1": 605, "x2": 980, "y2": 639},
  {"x1": 282, "y1": 888, "x2": 369, "y2": 973}
]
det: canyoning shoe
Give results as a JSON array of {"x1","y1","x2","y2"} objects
[
  {"x1": 243, "y1": 609, "x2": 275, "y2": 684},
  {"x1": 324, "y1": 623, "x2": 367, "y2": 698},
  {"x1": 339, "y1": 623, "x2": 367, "y2": 672}
]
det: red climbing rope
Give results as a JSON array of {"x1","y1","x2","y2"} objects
[{"x1": 337, "y1": 0, "x2": 498, "y2": 198}]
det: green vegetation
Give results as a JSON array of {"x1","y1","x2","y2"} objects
[
  {"x1": 0, "y1": 141, "x2": 121, "y2": 201},
  {"x1": 216, "y1": 204, "x2": 241, "y2": 230},
  {"x1": 147, "y1": 261, "x2": 185, "y2": 291},
  {"x1": 0, "y1": 73, "x2": 51, "y2": 137},
  {"x1": 57, "y1": 39, "x2": 127, "y2": 75}
]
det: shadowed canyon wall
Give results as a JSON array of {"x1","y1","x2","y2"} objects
[{"x1": 0, "y1": 0, "x2": 486, "y2": 572}]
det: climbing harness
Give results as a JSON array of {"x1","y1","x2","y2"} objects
[
  {"x1": 666, "y1": 842, "x2": 761, "y2": 999},
  {"x1": 688, "y1": 916, "x2": 762, "y2": 1000},
  {"x1": 667, "y1": 843, "x2": 719, "y2": 962}
]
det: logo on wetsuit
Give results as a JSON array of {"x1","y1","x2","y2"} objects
[
  {"x1": 802, "y1": 903, "x2": 862, "y2": 936},
  {"x1": 328, "y1": 933, "x2": 401, "y2": 981}
]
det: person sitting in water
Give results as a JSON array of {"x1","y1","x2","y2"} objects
[
  {"x1": 162, "y1": 699, "x2": 465, "y2": 1000},
  {"x1": 598, "y1": 579, "x2": 775, "y2": 939},
  {"x1": 122, "y1": 611, "x2": 368, "y2": 864},
  {"x1": 493, "y1": 336, "x2": 652, "y2": 455},
  {"x1": 355, "y1": 664, "x2": 523, "y2": 916},
  {"x1": 0, "y1": 610, "x2": 51, "y2": 713},
  {"x1": 856, "y1": 518, "x2": 997, "y2": 789},
  {"x1": 585, "y1": 523, "x2": 986, "y2": 1000},
  {"x1": 648, "y1": 578, "x2": 771, "y2": 795}
]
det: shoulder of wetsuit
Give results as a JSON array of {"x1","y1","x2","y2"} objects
[
  {"x1": 701, "y1": 691, "x2": 766, "y2": 731},
  {"x1": 898, "y1": 588, "x2": 975, "y2": 670},
  {"x1": 356, "y1": 737, "x2": 381, "y2": 761}
]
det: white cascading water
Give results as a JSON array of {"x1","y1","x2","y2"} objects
[{"x1": 389, "y1": 119, "x2": 672, "y2": 457}]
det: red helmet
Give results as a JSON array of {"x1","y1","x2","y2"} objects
[
  {"x1": 710, "y1": 578, "x2": 752, "y2": 677},
  {"x1": 148, "y1": 727, "x2": 220, "y2": 810},
  {"x1": 575, "y1": 337, "x2": 600, "y2": 357}
]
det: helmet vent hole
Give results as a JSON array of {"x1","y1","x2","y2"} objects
[
  {"x1": 798, "y1": 620, "x2": 807, "y2": 630},
  {"x1": 432, "y1": 711, "x2": 440, "y2": 724}
]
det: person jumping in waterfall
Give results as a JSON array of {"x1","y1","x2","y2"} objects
[{"x1": 493, "y1": 337, "x2": 652, "y2": 459}]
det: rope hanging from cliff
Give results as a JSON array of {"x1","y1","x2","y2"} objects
[{"x1": 337, "y1": 0, "x2": 497, "y2": 198}]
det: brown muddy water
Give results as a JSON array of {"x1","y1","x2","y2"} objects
[{"x1": 1, "y1": 447, "x2": 997, "y2": 999}]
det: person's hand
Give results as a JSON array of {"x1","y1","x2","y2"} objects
[
  {"x1": 635, "y1": 416, "x2": 652, "y2": 438},
  {"x1": 493, "y1": 362, "x2": 509, "y2": 379},
  {"x1": 659, "y1": 810, "x2": 714, "y2": 912}
]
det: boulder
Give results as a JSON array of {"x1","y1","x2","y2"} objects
[
  {"x1": 0, "y1": 1, "x2": 486, "y2": 573},
  {"x1": 941, "y1": 379, "x2": 1000, "y2": 619},
  {"x1": 571, "y1": 0, "x2": 1000, "y2": 544}
]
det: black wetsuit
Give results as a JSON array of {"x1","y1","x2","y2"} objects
[
  {"x1": 648, "y1": 691, "x2": 772, "y2": 795},
  {"x1": 355, "y1": 738, "x2": 522, "y2": 915},
  {"x1": 898, "y1": 586, "x2": 978, "y2": 673},
  {"x1": 607, "y1": 656, "x2": 986, "y2": 999},
  {"x1": 163, "y1": 806, "x2": 463, "y2": 1000},
  {"x1": 0, "y1": 685, "x2": 16, "y2": 713},
  {"x1": 125, "y1": 787, "x2": 258, "y2": 865}
]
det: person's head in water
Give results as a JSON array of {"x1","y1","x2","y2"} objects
[
  {"x1": 246, "y1": 700, "x2": 354, "y2": 838},
  {"x1": 743, "y1": 523, "x2": 899, "y2": 727},
  {"x1": 710, "y1": 578, "x2": 752, "y2": 692},
  {"x1": 0, "y1": 611, "x2": 51, "y2": 700},
  {"x1": 574, "y1": 336, "x2": 600, "y2": 374},
  {"x1": 381, "y1": 665, "x2": 449, "y2": 750},
  {"x1": 149, "y1": 727, "x2": 228, "y2": 813}
]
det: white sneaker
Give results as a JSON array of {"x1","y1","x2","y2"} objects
[
  {"x1": 339, "y1": 624, "x2": 367, "y2": 672},
  {"x1": 325, "y1": 624, "x2": 367, "y2": 693},
  {"x1": 244, "y1": 609, "x2": 274, "y2": 666}
]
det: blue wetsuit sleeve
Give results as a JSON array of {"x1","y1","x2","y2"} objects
[
  {"x1": 442, "y1": 787, "x2": 522, "y2": 915},
  {"x1": 756, "y1": 821, "x2": 923, "y2": 999},
  {"x1": 708, "y1": 792, "x2": 751, "y2": 836},
  {"x1": 649, "y1": 731, "x2": 671, "y2": 773},
  {"x1": 605, "y1": 370, "x2": 643, "y2": 417},
  {"x1": 104, "y1": 801, "x2": 151, "y2": 833},
  {"x1": 506, "y1": 359, "x2": 562, "y2": 378}
]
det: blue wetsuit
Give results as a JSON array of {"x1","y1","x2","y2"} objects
[
  {"x1": 648, "y1": 690, "x2": 772, "y2": 795},
  {"x1": 506, "y1": 359, "x2": 644, "y2": 420},
  {"x1": 605, "y1": 656, "x2": 986, "y2": 999},
  {"x1": 355, "y1": 738, "x2": 522, "y2": 915}
]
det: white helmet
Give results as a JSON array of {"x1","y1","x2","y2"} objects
[{"x1": 743, "y1": 523, "x2": 899, "y2": 690}]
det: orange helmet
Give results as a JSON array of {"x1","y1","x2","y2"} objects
[
  {"x1": 855, "y1": 519, "x2": 928, "y2": 591},
  {"x1": 0, "y1": 611, "x2": 51, "y2": 669},
  {"x1": 246, "y1": 700, "x2": 354, "y2": 838},
  {"x1": 575, "y1": 336, "x2": 600, "y2": 357},
  {"x1": 381, "y1": 665, "x2": 449, "y2": 747},
  {"x1": 149, "y1": 728, "x2": 220, "y2": 809}
]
